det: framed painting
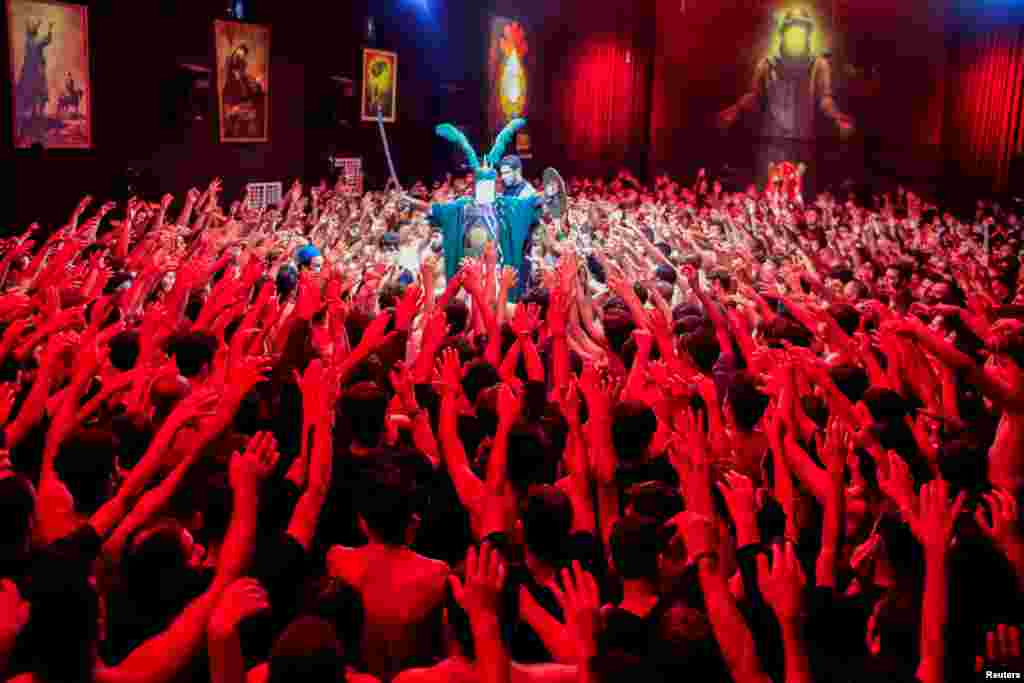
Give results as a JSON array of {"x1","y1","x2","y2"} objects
[
  {"x1": 487, "y1": 16, "x2": 530, "y2": 138},
  {"x1": 7, "y1": 0, "x2": 91, "y2": 149},
  {"x1": 361, "y1": 48, "x2": 397, "y2": 123},
  {"x1": 214, "y1": 19, "x2": 270, "y2": 143}
]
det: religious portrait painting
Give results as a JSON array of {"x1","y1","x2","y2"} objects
[
  {"x1": 7, "y1": 0, "x2": 91, "y2": 149},
  {"x1": 214, "y1": 19, "x2": 270, "y2": 143},
  {"x1": 487, "y1": 16, "x2": 530, "y2": 140},
  {"x1": 361, "y1": 48, "x2": 397, "y2": 123}
]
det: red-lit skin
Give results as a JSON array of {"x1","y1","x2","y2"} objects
[{"x1": 0, "y1": 170, "x2": 1021, "y2": 683}]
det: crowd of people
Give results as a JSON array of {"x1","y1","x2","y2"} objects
[{"x1": 0, "y1": 164, "x2": 1023, "y2": 683}]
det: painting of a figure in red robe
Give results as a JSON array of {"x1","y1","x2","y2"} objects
[
  {"x1": 215, "y1": 19, "x2": 270, "y2": 143},
  {"x1": 7, "y1": 0, "x2": 91, "y2": 149}
]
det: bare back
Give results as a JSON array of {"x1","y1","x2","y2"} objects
[{"x1": 328, "y1": 545, "x2": 450, "y2": 682}]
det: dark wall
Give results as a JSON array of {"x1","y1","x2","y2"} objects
[
  {"x1": 6, "y1": 0, "x2": 626, "y2": 233},
  {"x1": 7, "y1": 0, "x2": 312, "y2": 232}
]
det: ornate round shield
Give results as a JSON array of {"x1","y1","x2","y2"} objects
[{"x1": 542, "y1": 168, "x2": 567, "y2": 220}]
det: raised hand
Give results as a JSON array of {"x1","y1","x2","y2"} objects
[
  {"x1": 717, "y1": 471, "x2": 759, "y2": 547},
  {"x1": 389, "y1": 361, "x2": 419, "y2": 415},
  {"x1": 208, "y1": 578, "x2": 271, "y2": 640},
  {"x1": 756, "y1": 542, "x2": 807, "y2": 624},
  {"x1": 422, "y1": 309, "x2": 450, "y2": 347},
  {"x1": 556, "y1": 378, "x2": 582, "y2": 429},
  {"x1": 676, "y1": 510, "x2": 721, "y2": 565},
  {"x1": 449, "y1": 544, "x2": 506, "y2": 623},
  {"x1": 676, "y1": 408, "x2": 714, "y2": 516},
  {"x1": 227, "y1": 342, "x2": 274, "y2": 394},
  {"x1": 500, "y1": 266, "x2": 518, "y2": 293},
  {"x1": 548, "y1": 560, "x2": 602, "y2": 661},
  {"x1": 434, "y1": 347, "x2": 463, "y2": 396},
  {"x1": 394, "y1": 283, "x2": 424, "y2": 332},
  {"x1": 510, "y1": 303, "x2": 541, "y2": 339},
  {"x1": 579, "y1": 361, "x2": 613, "y2": 421},
  {"x1": 229, "y1": 431, "x2": 280, "y2": 494},
  {"x1": 877, "y1": 451, "x2": 917, "y2": 516},
  {"x1": 296, "y1": 358, "x2": 329, "y2": 419},
  {"x1": 976, "y1": 488, "x2": 1023, "y2": 552},
  {"x1": 483, "y1": 242, "x2": 498, "y2": 270},
  {"x1": 165, "y1": 387, "x2": 220, "y2": 432},
  {"x1": 358, "y1": 310, "x2": 395, "y2": 353},
  {"x1": 906, "y1": 479, "x2": 965, "y2": 556},
  {"x1": 460, "y1": 258, "x2": 484, "y2": 293}
]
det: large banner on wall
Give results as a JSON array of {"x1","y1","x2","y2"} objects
[
  {"x1": 650, "y1": 0, "x2": 947, "y2": 189},
  {"x1": 487, "y1": 15, "x2": 531, "y2": 158},
  {"x1": 7, "y1": 0, "x2": 91, "y2": 149},
  {"x1": 361, "y1": 48, "x2": 397, "y2": 123},
  {"x1": 214, "y1": 19, "x2": 270, "y2": 143}
]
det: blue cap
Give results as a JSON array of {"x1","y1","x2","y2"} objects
[
  {"x1": 398, "y1": 270, "x2": 415, "y2": 286},
  {"x1": 296, "y1": 244, "x2": 322, "y2": 265}
]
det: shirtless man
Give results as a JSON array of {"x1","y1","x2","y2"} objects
[{"x1": 327, "y1": 460, "x2": 450, "y2": 682}]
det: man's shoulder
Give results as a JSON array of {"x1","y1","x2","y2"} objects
[{"x1": 412, "y1": 553, "x2": 451, "y2": 582}]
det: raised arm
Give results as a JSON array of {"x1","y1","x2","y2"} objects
[{"x1": 101, "y1": 434, "x2": 277, "y2": 683}]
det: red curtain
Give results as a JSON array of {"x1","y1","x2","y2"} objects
[
  {"x1": 554, "y1": 34, "x2": 649, "y2": 175},
  {"x1": 948, "y1": 24, "x2": 1024, "y2": 192}
]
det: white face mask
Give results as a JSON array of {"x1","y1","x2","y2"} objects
[{"x1": 476, "y1": 180, "x2": 496, "y2": 205}]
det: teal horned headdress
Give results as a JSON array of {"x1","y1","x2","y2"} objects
[{"x1": 435, "y1": 118, "x2": 526, "y2": 184}]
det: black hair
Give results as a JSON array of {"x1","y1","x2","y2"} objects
[
  {"x1": 300, "y1": 576, "x2": 364, "y2": 667},
  {"x1": 338, "y1": 382, "x2": 389, "y2": 449},
  {"x1": 55, "y1": 429, "x2": 117, "y2": 515},
  {"x1": 0, "y1": 473, "x2": 35, "y2": 573},
  {"x1": 612, "y1": 401, "x2": 658, "y2": 462},
  {"x1": 356, "y1": 458, "x2": 416, "y2": 545},
  {"x1": 108, "y1": 330, "x2": 141, "y2": 371},
  {"x1": 118, "y1": 519, "x2": 202, "y2": 624},
  {"x1": 522, "y1": 485, "x2": 573, "y2": 565},
  {"x1": 610, "y1": 514, "x2": 672, "y2": 581},
  {"x1": 445, "y1": 300, "x2": 471, "y2": 336},
  {"x1": 830, "y1": 365, "x2": 869, "y2": 404},
  {"x1": 268, "y1": 618, "x2": 345, "y2": 683},
  {"x1": 167, "y1": 331, "x2": 218, "y2": 378},
  {"x1": 862, "y1": 387, "x2": 910, "y2": 423},
  {"x1": 762, "y1": 316, "x2": 812, "y2": 348},
  {"x1": 461, "y1": 360, "x2": 501, "y2": 404},
  {"x1": 603, "y1": 309, "x2": 636, "y2": 356},
  {"x1": 725, "y1": 375, "x2": 768, "y2": 432},
  {"x1": 276, "y1": 265, "x2": 299, "y2": 297},
  {"x1": 680, "y1": 329, "x2": 720, "y2": 373},
  {"x1": 378, "y1": 282, "x2": 404, "y2": 310},
  {"x1": 937, "y1": 438, "x2": 988, "y2": 496},
  {"x1": 625, "y1": 481, "x2": 683, "y2": 522},
  {"x1": 506, "y1": 424, "x2": 556, "y2": 492},
  {"x1": 828, "y1": 303, "x2": 861, "y2": 336},
  {"x1": 22, "y1": 571, "x2": 99, "y2": 683}
]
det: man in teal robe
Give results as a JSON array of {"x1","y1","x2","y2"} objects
[
  {"x1": 428, "y1": 191, "x2": 544, "y2": 302},
  {"x1": 403, "y1": 118, "x2": 555, "y2": 302}
]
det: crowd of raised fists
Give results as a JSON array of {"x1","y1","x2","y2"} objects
[{"x1": 1, "y1": 168, "x2": 1024, "y2": 683}]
